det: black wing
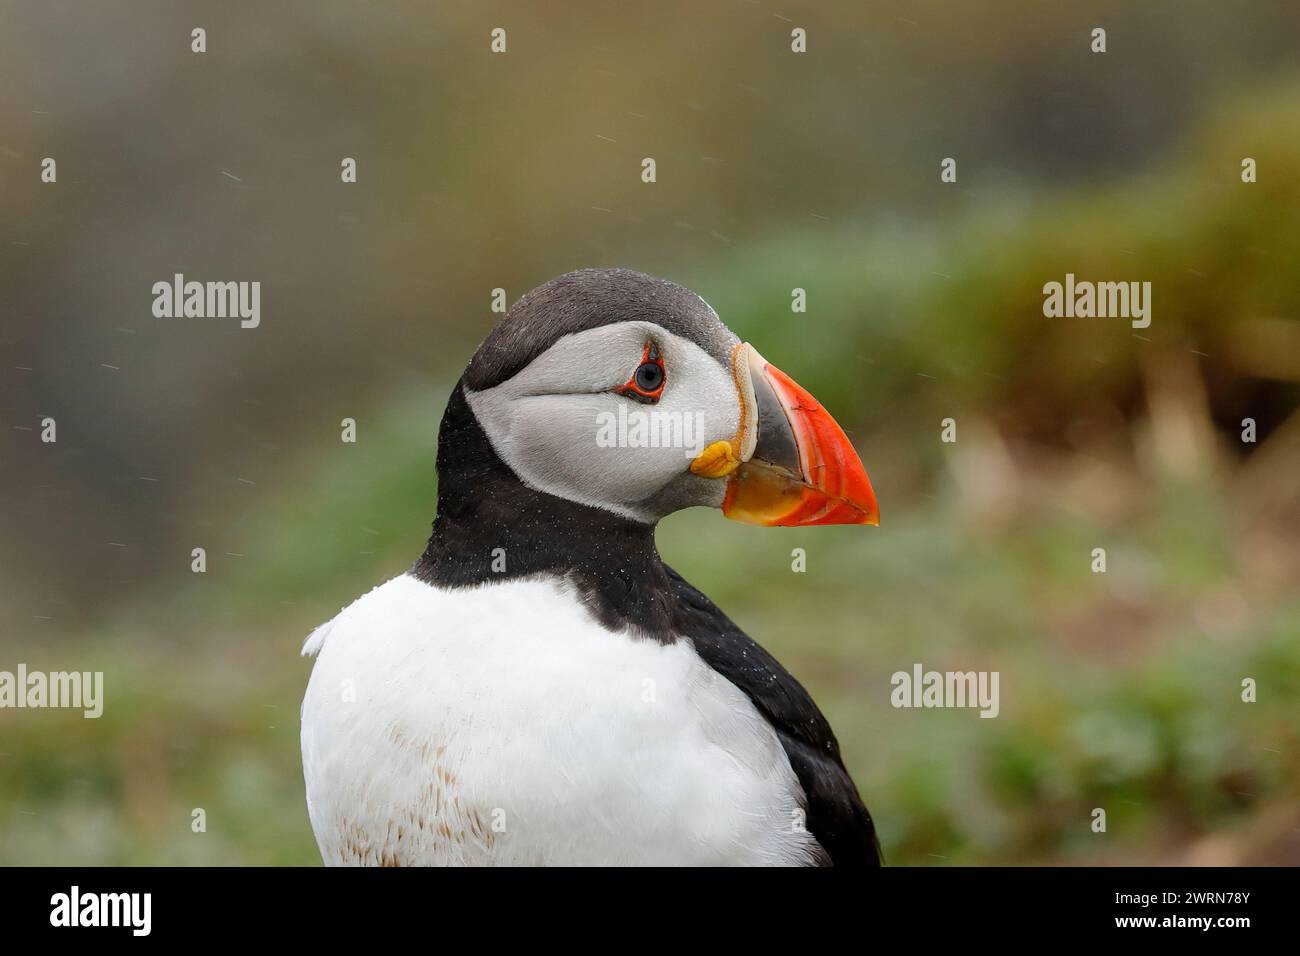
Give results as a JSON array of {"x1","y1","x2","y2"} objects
[{"x1": 665, "y1": 564, "x2": 882, "y2": 866}]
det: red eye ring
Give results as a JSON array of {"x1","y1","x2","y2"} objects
[{"x1": 614, "y1": 340, "x2": 665, "y2": 404}]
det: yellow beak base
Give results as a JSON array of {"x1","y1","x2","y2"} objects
[{"x1": 690, "y1": 439, "x2": 742, "y2": 479}]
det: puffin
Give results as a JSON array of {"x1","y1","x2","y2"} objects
[{"x1": 300, "y1": 268, "x2": 882, "y2": 866}]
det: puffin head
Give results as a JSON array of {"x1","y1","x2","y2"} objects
[{"x1": 457, "y1": 268, "x2": 878, "y2": 528}]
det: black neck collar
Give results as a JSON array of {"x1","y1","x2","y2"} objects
[{"x1": 411, "y1": 382, "x2": 676, "y2": 640}]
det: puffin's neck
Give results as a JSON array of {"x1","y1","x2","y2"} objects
[{"x1": 411, "y1": 381, "x2": 677, "y2": 640}]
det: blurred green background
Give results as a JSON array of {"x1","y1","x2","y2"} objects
[{"x1": 2, "y1": 1, "x2": 1299, "y2": 865}]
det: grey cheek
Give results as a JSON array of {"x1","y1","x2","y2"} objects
[{"x1": 638, "y1": 472, "x2": 727, "y2": 520}]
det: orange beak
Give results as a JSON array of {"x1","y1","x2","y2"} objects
[{"x1": 703, "y1": 344, "x2": 879, "y2": 527}]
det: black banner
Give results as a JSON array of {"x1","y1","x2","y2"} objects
[{"x1": 0, "y1": 866, "x2": 1284, "y2": 941}]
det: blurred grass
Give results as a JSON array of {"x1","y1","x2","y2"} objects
[{"x1": 3, "y1": 82, "x2": 1300, "y2": 865}]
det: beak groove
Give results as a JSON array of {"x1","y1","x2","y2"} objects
[{"x1": 719, "y1": 344, "x2": 879, "y2": 527}]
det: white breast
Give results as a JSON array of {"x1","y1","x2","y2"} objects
[{"x1": 300, "y1": 573, "x2": 818, "y2": 866}]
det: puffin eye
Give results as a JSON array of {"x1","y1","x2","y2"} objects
[
  {"x1": 634, "y1": 361, "x2": 663, "y2": 392},
  {"x1": 614, "y1": 341, "x2": 666, "y2": 404}
]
